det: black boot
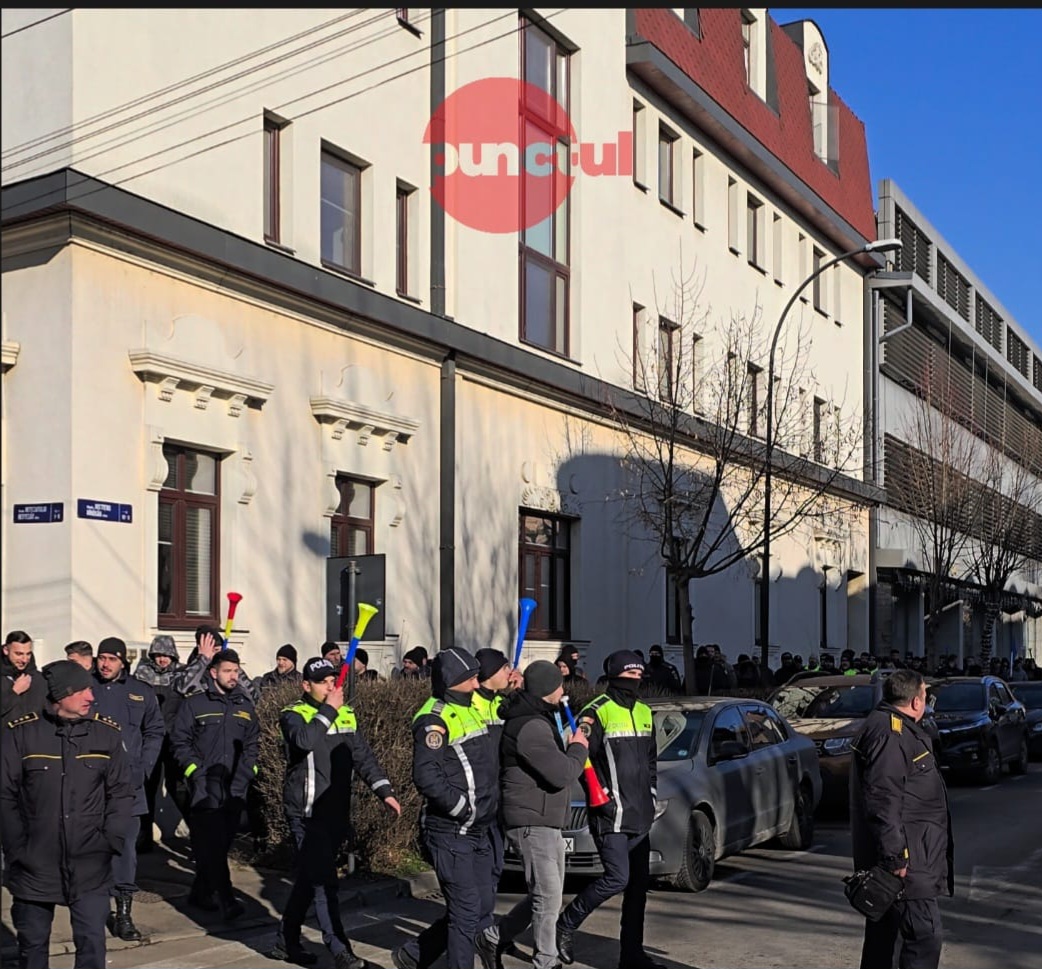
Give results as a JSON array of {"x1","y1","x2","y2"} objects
[
  {"x1": 334, "y1": 944, "x2": 367, "y2": 969},
  {"x1": 556, "y1": 922, "x2": 575, "y2": 965},
  {"x1": 110, "y1": 893, "x2": 143, "y2": 942},
  {"x1": 219, "y1": 892, "x2": 245, "y2": 922}
]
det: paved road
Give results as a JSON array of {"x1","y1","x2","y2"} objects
[{"x1": 42, "y1": 763, "x2": 1042, "y2": 969}]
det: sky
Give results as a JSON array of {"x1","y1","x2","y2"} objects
[{"x1": 773, "y1": 8, "x2": 1042, "y2": 352}]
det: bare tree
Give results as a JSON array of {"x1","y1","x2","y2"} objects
[
  {"x1": 608, "y1": 264, "x2": 865, "y2": 687},
  {"x1": 969, "y1": 423, "x2": 1042, "y2": 665},
  {"x1": 897, "y1": 361, "x2": 986, "y2": 661}
]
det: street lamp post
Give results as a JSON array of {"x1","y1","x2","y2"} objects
[{"x1": 758, "y1": 238, "x2": 902, "y2": 670}]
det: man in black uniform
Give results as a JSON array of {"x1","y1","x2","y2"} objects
[
  {"x1": 393, "y1": 648, "x2": 499, "y2": 969},
  {"x1": 556, "y1": 650, "x2": 665, "y2": 969},
  {"x1": 1, "y1": 630, "x2": 47, "y2": 721},
  {"x1": 91, "y1": 636, "x2": 166, "y2": 941},
  {"x1": 850, "y1": 669, "x2": 953, "y2": 969},
  {"x1": 170, "y1": 648, "x2": 259, "y2": 920},
  {"x1": 1, "y1": 660, "x2": 135, "y2": 969},
  {"x1": 268, "y1": 657, "x2": 401, "y2": 969},
  {"x1": 642, "y1": 644, "x2": 682, "y2": 693}
]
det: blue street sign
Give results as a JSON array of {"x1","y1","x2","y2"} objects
[
  {"x1": 77, "y1": 500, "x2": 133, "y2": 524},
  {"x1": 13, "y1": 502, "x2": 64, "y2": 523}
]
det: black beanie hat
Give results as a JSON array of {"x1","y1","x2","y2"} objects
[
  {"x1": 276, "y1": 644, "x2": 298, "y2": 664},
  {"x1": 42, "y1": 660, "x2": 93, "y2": 701},
  {"x1": 524, "y1": 660, "x2": 563, "y2": 699},
  {"x1": 354, "y1": 647, "x2": 369, "y2": 666},
  {"x1": 475, "y1": 648, "x2": 509, "y2": 682},
  {"x1": 96, "y1": 636, "x2": 128, "y2": 664},
  {"x1": 432, "y1": 647, "x2": 480, "y2": 694},
  {"x1": 605, "y1": 649, "x2": 645, "y2": 678}
]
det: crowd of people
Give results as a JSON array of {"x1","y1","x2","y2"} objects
[{"x1": 3, "y1": 622, "x2": 1035, "y2": 969}]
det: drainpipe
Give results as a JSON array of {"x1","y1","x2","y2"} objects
[
  {"x1": 864, "y1": 281, "x2": 880, "y2": 655},
  {"x1": 430, "y1": 9, "x2": 446, "y2": 317},
  {"x1": 440, "y1": 352, "x2": 456, "y2": 650}
]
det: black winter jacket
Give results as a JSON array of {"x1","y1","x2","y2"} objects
[
  {"x1": 169, "y1": 681, "x2": 259, "y2": 809},
  {"x1": 280, "y1": 693, "x2": 394, "y2": 824},
  {"x1": 1, "y1": 655, "x2": 48, "y2": 722},
  {"x1": 850, "y1": 703, "x2": 954, "y2": 900},
  {"x1": 577, "y1": 686, "x2": 658, "y2": 836},
  {"x1": 499, "y1": 690, "x2": 586, "y2": 829},
  {"x1": 0, "y1": 709, "x2": 135, "y2": 902},
  {"x1": 133, "y1": 657, "x2": 185, "y2": 728},
  {"x1": 91, "y1": 671, "x2": 165, "y2": 815}
]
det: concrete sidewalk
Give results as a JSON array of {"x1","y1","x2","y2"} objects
[{"x1": 0, "y1": 835, "x2": 432, "y2": 963}]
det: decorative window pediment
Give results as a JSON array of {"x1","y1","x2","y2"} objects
[
  {"x1": 1, "y1": 341, "x2": 20, "y2": 373},
  {"x1": 128, "y1": 350, "x2": 274, "y2": 416},
  {"x1": 310, "y1": 395, "x2": 419, "y2": 451}
]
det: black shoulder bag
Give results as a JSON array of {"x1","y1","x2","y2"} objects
[{"x1": 843, "y1": 866, "x2": 905, "y2": 921}]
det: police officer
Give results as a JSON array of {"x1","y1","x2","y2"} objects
[
  {"x1": 90, "y1": 636, "x2": 165, "y2": 941},
  {"x1": 393, "y1": 648, "x2": 499, "y2": 969},
  {"x1": 850, "y1": 669, "x2": 953, "y2": 969},
  {"x1": 556, "y1": 650, "x2": 665, "y2": 969},
  {"x1": 642, "y1": 644, "x2": 682, "y2": 693},
  {"x1": 175, "y1": 624, "x2": 260, "y2": 702},
  {"x1": 268, "y1": 657, "x2": 401, "y2": 969},
  {"x1": 170, "y1": 648, "x2": 259, "y2": 921},
  {"x1": 1, "y1": 660, "x2": 135, "y2": 969}
]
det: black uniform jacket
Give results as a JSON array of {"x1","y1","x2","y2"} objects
[
  {"x1": 850, "y1": 702, "x2": 954, "y2": 900},
  {"x1": 0, "y1": 708, "x2": 135, "y2": 902},
  {"x1": 1, "y1": 655, "x2": 48, "y2": 722},
  {"x1": 169, "y1": 680, "x2": 259, "y2": 809},
  {"x1": 280, "y1": 693, "x2": 394, "y2": 824},
  {"x1": 91, "y1": 671, "x2": 165, "y2": 815}
]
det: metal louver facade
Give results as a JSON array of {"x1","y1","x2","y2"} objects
[
  {"x1": 975, "y1": 294, "x2": 1003, "y2": 352},
  {"x1": 895, "y1": 207, "x2": 931, "y2": 284},
  {"x1": 935, "y1": 253, "x2": 970, "y2": 321},
  {"x1": 1006, "y1": 327, "x2": 1029, "y2": 378}
]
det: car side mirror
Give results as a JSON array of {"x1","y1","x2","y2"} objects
[{"x1": 713, "y1": 739, "x2": 750, "y2": 762}]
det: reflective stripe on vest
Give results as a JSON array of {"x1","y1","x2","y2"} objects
[
  {"x1": 413, "y1": 696, "x2": 488, "y2": 834},
  {"x1": 282, "y1": 701, "x2": 358, "y2": 816},
  {"x1": 583, "y1": 695, "x2": 654, "y2": 834}
]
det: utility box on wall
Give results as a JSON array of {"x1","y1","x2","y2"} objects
[{"x1": 326, "y1": 554, "x2": 386, "y2": 642}]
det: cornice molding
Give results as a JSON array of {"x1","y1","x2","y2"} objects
[
  {"x1": 1, "y1": 341, "x2": 20, "y2": 373},
  {"x1": 310, "y1": 395, "x2": 419, "y2": 450},
  {"x1": 128, "y1": 349, "x2": 274, "y2": 415}
]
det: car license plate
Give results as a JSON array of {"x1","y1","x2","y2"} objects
[{"x1": 564, "y1": 838, "x2": 575, "y2": 853}]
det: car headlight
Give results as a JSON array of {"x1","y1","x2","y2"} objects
[
  {"x1": 653, "y1": 798, "x2": 670, "y2": 821},
  {"x1": 822, "y1": 737, "x2": 853, "y2": 756}
]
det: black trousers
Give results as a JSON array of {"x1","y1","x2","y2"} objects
[
  {"x1": 403, "y1": 824, "x2": 497, "y2": 969},
  {"x1": 188, "y1": 801, "x2": 241, "y2": 900},
  {"x1": 277, "y1": 815, "x2": 348, "y2": 957},
  {"x1": 861, "y1": 898, "x2": 943, "y2": 969},
  {"x1": 111, "y1": 816, "x2": 141, "y2": 896},
  {"x1": 558, "y1": 830, "x2": 651, "y2": 960},
  {"x1": 12, "y1": 892, "x2": 109, "y2": 969}
]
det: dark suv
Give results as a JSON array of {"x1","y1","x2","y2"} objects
[{"x1": 930, "y1": 676, "x2": 1030, "y2": 783}]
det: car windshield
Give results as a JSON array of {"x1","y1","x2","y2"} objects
[
  {"x1": 1010, "y1": 683, "x2": 1042, "y2": 711},
  {"x1": 931, "y1": 683, "x2": 986, "y2": 712},
  {"x1": 771, "y1": 684, "x2": 875, "y2": 719},
  {"x1": 654, "y1": 709, "x2": 706, "y2": 761}
]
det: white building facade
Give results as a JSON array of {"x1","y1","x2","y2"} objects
[{"x1": 2, "y1": 9, "x2": 883, "y2": 675}]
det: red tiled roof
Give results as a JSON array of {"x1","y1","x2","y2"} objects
[{"x1": 633, "y1": 8, "x2": 876, "y2": 241}]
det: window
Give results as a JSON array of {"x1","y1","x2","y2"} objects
[
  {"x1": 158, "y1": 445, "x2": 220, "y2": 626},
  {"x1": 658, "y1": 124, "x2": 678, "y2": 208},
  {"x1": 833, "y1": 263, "x2": 842, "y2": 324},
  {"x1": 263, "y1": 115, "x2": 284, "y2": 243},
  {"x1": 772, "y1": 212, "x2": 783, "y2": 283},
  {"x1": 812, "y1": 247, "x2": 826, "y2": 312},
  {"x1": 691, "y1": 147, "x2": 705, "y2": 227},
  {"x1": 709, "y1": 706, "x2": 751, "y2": 762},
  {"x1": 754, "y1": 574, "x2": 763, "y2": 646},
  {"x1": 798, "y1": 232, "x2": 808, "y2": 299},
  {"x1": 331, "y1": 476, "x2": 375, "y2": 557},
  {"x1": 321, "y1": 149, "x2": 362, "y2": 275},
  {"x1": 691, "y1": 332, "x2": 705, "y2": 413},
  {"x1": 741, "y1": 11, "x2": 755, "y2": 85},
  {"x1": 520, "y1": 18, "x2": 571, "y2": 356},
  {"x1": 396, "y1": 183, "x2": 413, "y2": 296},
  {"x1": 727, "y1": 177, "x2": 739, "y2": 253},
  {"x1": 747, "y1": 363, "x2": 763, "y2": 437},
  {"x1": 819, "y1": 576, "x2": 829, "y2": 649},
  {"x1": 632, "y1": 101, "x2": 646, "y2": 186},
  {"x1": 809, "y1": 81, "x2": 826, "y2": 161},
  {"x1": 395, "y1": 7, "x2": 409, "y2": 23},
  {"x1": 658, "y1": 316, "x2": 679, "y2": 401},
  {"x1": 744, "y1": 706, "x2": 787, "y2": 748},
  {"x1": 519, "y1": 512, "x2": 571, "y2": 639},
  {"x1": 665, "y1": 568, "x2": 692, "y2": 646},
  {"x1": 813, "y1": 396, "x2": 826, "y2": 463},
  {"x1": 746, "y1": 194, "x2": 764, "y2": 269}
]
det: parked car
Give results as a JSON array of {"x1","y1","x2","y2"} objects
[
  {"x1": 767, "y1": 673, "x2": 939, "y2": 808},
  {"x1": 930, "y1": 676, "x2": 1030, "y2": 782},
  {"x1": 1008, "y1": 681, "x2": 1042, "y2": 759},
  {"x1": 503, "y1": 697, "x2": 822, "y2": 892}
]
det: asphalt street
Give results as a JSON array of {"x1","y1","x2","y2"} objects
[{"x1": 35, "y1": 763, "x2": 1042, "y2": 969}]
